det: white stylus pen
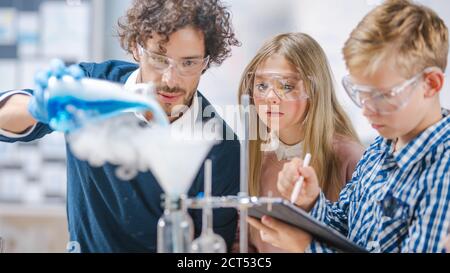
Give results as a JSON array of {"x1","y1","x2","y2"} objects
[{"x1": 290, "y1": 153, "x2": 312, "y2": 204}]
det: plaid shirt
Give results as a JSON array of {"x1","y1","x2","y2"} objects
[{"x1": 307, "y1": 109, "x2": 450, "y2": 253}]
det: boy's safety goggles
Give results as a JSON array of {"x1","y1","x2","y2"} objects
[{"x1": 342, "y1": 67, "x2": 439, "y2": 115}]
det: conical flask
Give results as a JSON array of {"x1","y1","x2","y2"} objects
[
  {"x1": 157, "y1": 195, "x2": 194, "y2": 253},
  {"x1": 190, "y1": 159, "x2": 226, "y2": 253},
  {"x1": 45, "y1": 76, "x2": 169, "y2": 132}
]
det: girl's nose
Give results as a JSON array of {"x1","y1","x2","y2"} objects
[{"x1": 265, "y1": 88, "x2": 281, "y2": 105}]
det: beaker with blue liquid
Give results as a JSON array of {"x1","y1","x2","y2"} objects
[{"x1": 44, "y1": 75, "x2": 169, "y2": 132}]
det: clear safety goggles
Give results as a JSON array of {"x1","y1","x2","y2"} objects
[
  {"x1": 342, "y1": 67, "x2": 439, "y2": 114},
  {"x1": 246, "y1": 72, "x2": 309, "y2": 101},
  {"x1": 138, "y1": 44, "x2": 209, "y2": 77}
]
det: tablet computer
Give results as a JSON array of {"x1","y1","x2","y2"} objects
[{"x1": 248, "y1": 198, "x2": 368, "y2": 253}]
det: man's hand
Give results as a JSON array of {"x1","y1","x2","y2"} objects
[
  {"x1": 247, "y1": 216, "x2": 312, "y2": 252},
  {"x1": 28, "y1": 59, "x2": 84, "y2": 124},
  {"x1": 277, "y1": 157, "x2": 321, "y2": 211}
]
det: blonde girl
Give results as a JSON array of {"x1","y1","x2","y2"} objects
[{"x1": 238, "y1": 33, "x2": 365, "y2": 252}]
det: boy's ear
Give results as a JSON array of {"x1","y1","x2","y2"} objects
[{"x1": 423, "y1": 70, "x2": 445, "y2": 97}]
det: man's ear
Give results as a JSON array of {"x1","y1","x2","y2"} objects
[
  {"x1": 132, "y1": 45, "x2": 141, "y2": 62},
  {"x1": 424, "y1": 70, "x2": 445, "y2": 97}
]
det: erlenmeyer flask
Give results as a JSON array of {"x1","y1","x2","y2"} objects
[
  {"x1": 190, "y1": 160, "x2": 227, "y2": 253},
  {"x1": 157, "y1": 195, "x2": 194, "y2": 253},
  {"x1": 0, "y1": 236, "x2": 4, "y2": 253},
  {"x1": 45, "y1": 76, "x2": 169, "y2": 132}
]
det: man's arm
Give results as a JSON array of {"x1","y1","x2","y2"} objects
[
  {"x1": 0, "y1": 60, "x2": 88, "y2": 142},
  {"x1": 0, "y1": 93, "x2": 36, "y2": 134},
  {"x1": 0, "y1": 89, "x2": 53, "y2": 143}
]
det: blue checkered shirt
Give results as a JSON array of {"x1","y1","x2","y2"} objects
[{"x1": 307, "y1": 109, "x2": 450, "y2": 253}]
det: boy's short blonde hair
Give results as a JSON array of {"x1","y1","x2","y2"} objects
[{"x1": 343, "y1": 0, "x2": 448, "y2": 78}]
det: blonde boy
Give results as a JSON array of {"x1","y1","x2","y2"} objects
[{"x1": 248, "y1": 0, "x2": 450, "y2": 252}]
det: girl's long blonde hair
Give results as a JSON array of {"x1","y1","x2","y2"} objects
[{"x1": 238, "y1": 33, "x2": 360, "y2": 200}]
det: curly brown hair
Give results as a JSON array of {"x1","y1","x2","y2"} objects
[{"x1": 117, "y1": 0, "x2": 241, "y2": 68}]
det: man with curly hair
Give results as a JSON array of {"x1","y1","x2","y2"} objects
[
  {"x1": 117, "y1": 0, "x2": 240, "y2": 120},
  {"x1": 0, "y1": 0, "x2": 241, "y2": 253}
]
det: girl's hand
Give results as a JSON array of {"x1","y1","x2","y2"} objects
[{"x1": 247, "y1": 216, "x2": 312, "y2": 252}]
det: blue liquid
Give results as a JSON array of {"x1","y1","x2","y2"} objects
[{"x1": 47, "y1": 95, "x2": 151, "y2": 132}]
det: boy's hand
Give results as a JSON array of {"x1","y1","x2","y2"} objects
[
  {"x1": 445, "y1": 236, "x2": 450, "y2": 253},
  {"x1": 247, "y1": 216, "x2": 312, "y2": 252},
  {"x1": 28, "y1": 59, "x2": 84, "y2": 124},
  {"x1": 277, "y1": 157, "x2": 321, "y2": 211}
]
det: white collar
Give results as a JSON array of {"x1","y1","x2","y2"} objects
[
  {"x1": 124, "y1": 68, "x2": 200, "y2": 127},
  {"x1": 268, "y1": 131, "x2": 303, "y2": 161},
  {"x1": 124, "y1": 68, "x2": 140, "y2": 91}
]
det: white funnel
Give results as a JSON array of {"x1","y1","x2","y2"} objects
[{"x1": 141, "y1": 125, "x2": 220, "y2": 199}]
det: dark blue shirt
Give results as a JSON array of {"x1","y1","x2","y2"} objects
[{"x1": 0, "y1": 60, "x2": 240, "y2": 253}]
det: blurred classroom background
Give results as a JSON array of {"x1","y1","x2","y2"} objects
[{"x1": 0, "y1": 0, "x2": 449, "y2": 252}]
